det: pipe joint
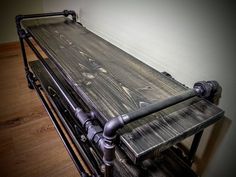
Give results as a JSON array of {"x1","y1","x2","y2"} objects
[
  {"x1": 102, "y1": 140, "x2": 116, "y2": 165},
  {"x1": 193, "y1": 80, "x2": 222, "y2": 103},
  {"x1": 63, "y1": 10, "x2": 76, "y2": 22},
  {"x1": 74, "y1": 108, "x2": 90, "y2": 127},
  {"x1": 103, "y1": 116, "x2": 124, "y2": 140},
  {"x1": 17, "y1": 29, "x2": 29, "y2": 39}
]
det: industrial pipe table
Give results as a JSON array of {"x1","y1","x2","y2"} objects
[{"x1": 16, "y1": 10, "x2": 224, "y2": 177}]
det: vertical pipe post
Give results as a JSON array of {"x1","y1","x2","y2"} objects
[
  {"x1": 188, "y1": 130, "x2": 204, "y2": 166},
  {"x1": 18, "y1": 32, "x2": 34, "y2": 89},
  {"x1": 187, "y1": 80, "x2": 222, "y2": 166},
  {"x1": 19, "y1": 37, "x2": 29, "y2": 72}
]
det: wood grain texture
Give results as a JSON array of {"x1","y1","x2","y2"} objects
[
  {"x1": 22, "y1": 17, "x2": 224, "y2": 163},
  {"x1": 22, "y1": 17, "x2": 187, "y2": 122},
  {"x1": 29, "y1": 60, "x2": 198, "y2": 177},
  {"x1": 0, "y1": 44, "x2": 78, "y2": 177},
  {"x1": 113, "y1": 148, "x2": 198, "y2": 177}
]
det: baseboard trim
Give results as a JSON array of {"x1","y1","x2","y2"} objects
[{"x1": 0, "y1": 41, "x2": 20, "y2": 52}]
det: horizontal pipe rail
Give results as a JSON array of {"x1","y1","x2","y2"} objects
[
  {"x1": 16, "y1": 10, "x2": 76, "y2": 25},
  {"x1": 47, "y1": 92, "x2": 102, "y2": 177},
  {"x1": 25, "y1": 35, "x2": 103, "y2": 175},
  {"x1": 24, "y1": 37, "x2": 83, "y2": 113},
  {"x1": 28, "y1": 78, "x2": 89, "y2": 177},
  {"x1": 103, "y1": 89, "x2": 197, "y2": 139},
  {"x1": 126, "y1": 89, "x2": 196, "y2": 123}
]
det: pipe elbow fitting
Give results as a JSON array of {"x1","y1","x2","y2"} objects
[
  {"x1": 15, "y1": 15, "x2": 23, "y2": 24},
  {"x1": 103, "y1": 116, "x2": 124, "y2": 140}
]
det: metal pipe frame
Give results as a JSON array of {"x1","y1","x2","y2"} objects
[
  {"x1": 16, "y1": 10, "x2": 223, "y2": 177},
  {"x1": 101, "y1": 80, "x2": 221, "y2": 174},
  {"x1": 15, "y1": 10, "x2": 99, "y2": 177},
  {"x1": 103, "y1": 89, "x2": 197, "y2": 140},
  {"x1": 188, "y1": 130, "x2": 204, "y2": 165},
  {"x1": 45, "y1": 87, "x2": 103, "y2": 177},
  {"x1": 16, "y1": 10, "x2": 76, "y2": 25},
  {"x1": 27, "y1": 75, "x2": 90, "y2": 177},
  {"x1": 15, "y1": 10, "x2": 76, "y2": 89},
  {"x1": 23, "y1": 34, "x2": 101, "y2": 177}
]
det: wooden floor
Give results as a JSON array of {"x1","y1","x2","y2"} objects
[{"x1": 0, "y1": 42, "x2": 78, "y2": 177}]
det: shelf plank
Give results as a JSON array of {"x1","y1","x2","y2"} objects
[{"x1": 24, "y1": 17, "x2": 224, "y2": 163}]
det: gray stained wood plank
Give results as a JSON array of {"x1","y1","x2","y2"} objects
[
  {"x1": 23, "y1": 17, "x2": 224, "y2": 162},
  {"x1": 30, "y1": 60, "x2": 198, "y2": 177}
]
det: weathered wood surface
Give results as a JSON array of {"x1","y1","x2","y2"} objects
[
  {"x1": 113, "y1": 148, "x2": 198, "y2": 177},
  {"x1": 23, "y1": 17, "x2": 224, "y2": 162},
  {"x1": 30, "y1": 60, "x2": 198, "y2": 177},
  {"x1": 22, "y1": 17, "x2": 188, "y2": 122}
]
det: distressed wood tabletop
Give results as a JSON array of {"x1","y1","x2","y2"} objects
[{"x1": 23, "y1": 17, "x2": 224, "y2": 163}]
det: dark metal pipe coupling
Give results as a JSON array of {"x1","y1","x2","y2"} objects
[
  {"x1": 63, "y1": 10, "x2": 76, "y2": 21},
  {"x1": 102, "y1": 140, "x2": 116, "y2": 165},
  {"x1": 103, "y1": 116, "x2": 124, "y2": 140},
  {"x1": 193, "y1": 80, "x2": 221, "y2": 101}
]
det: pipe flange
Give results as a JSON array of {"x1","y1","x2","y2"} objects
[{"x1": 194, "y1": 81, "x2": 212, "y2": 98}]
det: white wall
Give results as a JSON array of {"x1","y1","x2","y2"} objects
[
  {"x1": 11, "y1": 0, "x2": 235, "y2": 176},
  {"x1": 0, "y1": 0, "x2": 43, "y2": 43},
  {"x1": 43, "y1": 0, "x2": 80, "y2": 17}
]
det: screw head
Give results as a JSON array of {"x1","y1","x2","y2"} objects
[
  {"x1": 80, "y1": 135, "x2": 87, "y2": 142},
  {"x1": 100, "y1": 164, "x2": 105, "y2": 173}
]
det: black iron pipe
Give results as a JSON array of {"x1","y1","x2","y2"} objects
[
  {"x1": 16, "y1": 10, "x2": 76, "y2": 26},
  {"x1": 127, "y1": 89, "x2": 196, "y2": 123},
  {"x1": 188, "y1": 130, "x2": 204, "y2": 166},
  {"x1": 101, "y1": 80, "x2": 220, "y2": 177},
  {"x1": 28, "y1": 77, "x2": 89, "y2": 177},
  {"x1": 24, "y1": 36, "x2": 105, "y2": 175},
  {"x1": 101, "y1": 89, "x2": 198, "y2": 177},
  {"x1": 47, "y1": 93, "x2": 102, "y2": 177},
  {"x1": 19, "y1": 37, "x2": 29, "y2": 72},
  {"x1": 16, "y1": 11, "x2": 76, "y2": 88},
  {"x1": 103, "y1": 89, "x2": 197, "y2": 139},
  {"x1": 24, "y1": 37, "x2": 85, "y2": 114}
]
